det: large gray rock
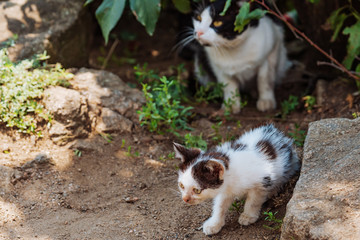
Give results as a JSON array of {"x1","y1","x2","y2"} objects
[
  {"x1": 0, "y1": 0, "x2": 94, "y2": 67},
  {"x1": 72, "y1": 68, "x2": 145, "y2": 129},
  {"x1": 43, "y1": 86, "x2": 90, "y2": 145},
  {"x1": 281, "y1": 118, "x2": 360, "y2": 240}
]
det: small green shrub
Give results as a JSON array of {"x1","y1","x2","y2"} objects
[
  {"x1": 138, "y1": 76, "x2": 193, "y2": 134},
  {"x1": 281, "y1": 95, "x2": 299, "y2": 119},
  {"x1": 288, "y1": 124, "x2": 306, "y2": 147},
  {"x1": 194, "y1": 82, "x2": 225, "y2": 104},
  {"x1": 0, "y1": 49, "x2": 72, "y2": 135},
  {"x1": 302, "y1": 95, "x2": 316, "y2": 113},
  {"x1": 184, "y1": 133, "x2": 207, "y2": 151},
  {"x1": 263, "y1": 211, "x2": 283, "y2": 230}
]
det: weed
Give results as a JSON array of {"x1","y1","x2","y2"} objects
[
  {"x1": 74, "y1": 149, "x2": 82, "y2": 157},
  {"x1": 223, "y1": 92, "x2": 247, "y2": 119},
  {"x1": 352, "y1": 112, "x2": 360, "y2": 118},
  {"x1": 229, "y1": 199, "x2": 245, "y2": 212},
  {"x1": 121, "y1": 139, "x2": 126, "y2": 148},
  {"x1": 263, "y1": 211, "x2": 283, "y2": 230},
  {"x1": 184, "y1": 133, "x2": 207, "y2": 151},
  {"x1": 281, "y1": 95, "x2": 299, "y2": 119},
  {"x1": 288, "y1": 124, "x2": 306, "y2": 147},
  {"x1": 134, "y1": 63, "x2": 159, "y2": 84},
  {"x1": 302, "y1": 95, "x2": 316, "y2": 113},
  {"x1": 138, "y1": 76, "x2": 193, "y2": 134},
  {"x1": 100, "y1": 133, "x2": 113, "y2": 143},
  {"x1": 0, "y1": 34, "x2": 18, "y2": 48},
  {"x1": 194, "y1": 82, "x2": 225, "y2": 104},
  {"x1": 210, "y1": 121, "x2": 223, "y2": 144},
  {"x1": 0, "y1": 49, "x2": 72, "y2": 135},
  {"x1": 159, "y1": 152, "x2": 175, "y2": 162}
]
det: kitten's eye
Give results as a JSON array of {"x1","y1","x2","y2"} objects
[
  {"x1": 213, "y1": 21, "x2": 223, "y2": 27},
  {"x1": 196, "y1": 15, "x2": 202, "y2": 21},
  {"x1": 193, "y1": 188, "x2": 202, "y2": 194},
  {"x1": 179, "y1": 183, "x2": 185, "y2": 189}
]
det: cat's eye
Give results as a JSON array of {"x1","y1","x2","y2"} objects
[
  {"x1": 193, "y1": 188, "x2": 202, "y2": 194},
  {"x1": 179, "y1": 183, "x2": 185, "y2": 189},
  {"x1": 196, "y1": 15, "x2": 202, "y2": 21},
  {"x1": 213, "y1": 21, "x2": 223, "y2": 27}
]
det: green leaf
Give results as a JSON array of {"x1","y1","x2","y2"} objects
[
  {"x1": 307, "y1": 0, "x2": 320, "y2": 3},
  {"x1": 130, "y1": 0, "x2": 161, "y2": 36},
  {"x1": 220, "y1": 0, "x2": 232, "y2": 16},
  {"x1": 234, "y1": 2, "x2": 267, "y2": 33},
  {"x1": 342, "y1": 21, "x2": 360, "y2": 69},
  {"x1": 84, "y1": 0, "x2": 94, "y2": 7},
  {"x1": 172, "y1": 0, "x2": 191, "y2": 14},
  {"x1": 327, "y1": 6, "x2": 348, "y2": 42},
  {"x1": 95, "y1": 0, "x2": 126, "y2": 44}
]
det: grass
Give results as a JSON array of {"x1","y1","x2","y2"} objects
[
  {"x1": 263, "y1": 211, "x2": 283, "y2": 230},
  {"x1": 0, "y1": 48, "x2": 72, "y2": 135},
  {"x1": 184, "y1": 133, "x2": 207, "y2": 150},
  {"x1": 281, "y1": 95, "x2": 299, "y2": 119},
  {"x1": 288, "y1": 124, "x2": 306, "y2": 147},
  {"x1": 229, "y1": 199, "x2": 245, "y2": 212}
]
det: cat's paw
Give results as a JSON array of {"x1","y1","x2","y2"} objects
[
  {"x1": 221, "y1": 102, "x2": 241, "y2": 114},
  {"x1": 256, "y1": 98, "x2": 276, "y2": 112},
  {"x1": 202, "y1": 217, "x2": 225, "y2": 236},
  {"x1": 238, "y1": 213, "x2": 259, "y2": 226}
]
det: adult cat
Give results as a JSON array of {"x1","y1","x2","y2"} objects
[{"x1": 178, "y1": 0, "x2": 291, "y2": 113}]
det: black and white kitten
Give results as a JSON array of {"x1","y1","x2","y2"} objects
[
  {"x1": 178, "y1": 0, "x2": 291, "y2": 113},
  {"x1": 174, "y1": 124, "x2": 300, "y2": 235}
]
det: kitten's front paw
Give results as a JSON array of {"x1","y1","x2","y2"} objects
[
  {"x1": 202, "y1": 217, "x2": 225, "y2": 236},
  {"x1": 256, "y1": 98, "x2": 276, "y2": 112},
  {"x1": 238, "y1": 213, "x2": 259, "y2": 226}
]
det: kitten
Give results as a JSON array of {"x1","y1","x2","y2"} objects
[
  {"x1": 178, "y1": 0, "x2": 291, "y2": 113},
  {"x1": 174, "y1": 124, "x2": 300, "y2": 236}
]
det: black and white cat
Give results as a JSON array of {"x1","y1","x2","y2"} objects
[
  {"x1": 174, "y1": 124, "x2": 300, "y2": 235},
  {"x1": 178, "y1": 0, "x2": 291, "y2": 113}
]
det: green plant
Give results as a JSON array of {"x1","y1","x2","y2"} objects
[
  {"x1": 302, "y1": 95, "x2": 316, "y2": 113},
  {"x1": 159, "y1": 152, "x2": 175, "y2": 162},
  {"x1": 352, "y1": 112, "x2": 360, "y2": 119},
  {"x1": 0, "y1": 49, "x2": 72, "y2": 135},
  {"x1": 74, "y1": 149, "x2": 82, "y2": 157},
  {"x1": 210, "y1": 121, "x2": 223, "y2": 144},
  {"x1": 125, "y1": 146, "x2": 140, "y2": 157},
  {"x1": 263, "y1": 211, "x2": 283, "y2": 230},
  {"x1": 138, "y1": 76, "x2": 193, "y2": 134},
  {"x1": 184, "y1": 133, "x2": 207, "y2": 150},
  {"x1": 86, "y1": 0, "x2": 266, "y2": 45},
  {"x1": 194, "y1": 82, "x2": 225, "y2": 104},
  {"x1": 281, "y1": 95, "x2": 299, "y2": 119},
  {"x1": 326, "y1": 0, "x2": 360, "y2": 73},
  {"x1": 100, "y1": 133, "x2": 113, "y2": 143},
  {"x1": 288, "y1": 124, "x2": 306, "y2": 147},
  {"x1": 229, "y1": 199, "x2": 245, "y2": 212}
]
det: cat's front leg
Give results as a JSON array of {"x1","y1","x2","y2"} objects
[
  {"x1": 203, "y1": 194, "x2": 233, "y2": 235},
  {"x1": 216, "y1": 73, "x2": 241, "y2": 114},
  {"x1": 256, "y1": 59, "x2": 277, "y2": 112},
  {"x1": 238, "y1": 188, "x2": 268, "y2": 226}
]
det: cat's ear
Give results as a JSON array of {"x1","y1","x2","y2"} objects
[
  {"x1": 205, "y1": 160, "x2": 225, "y2": 180},
  {"x1": 173, "y1": 142, "x2": 201, "y2": 163}
]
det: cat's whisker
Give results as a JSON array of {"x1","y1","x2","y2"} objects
[{"x1": 171, "y1": 34, "x2": 195, "y2": 54}]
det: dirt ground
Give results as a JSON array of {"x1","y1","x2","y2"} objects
[{"x1": 1, "y1": 9, "x2": 359, "y2": 240}]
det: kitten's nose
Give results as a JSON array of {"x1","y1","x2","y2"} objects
[
  {"x1": 196, "y1": 31, "x2": 204, "y2": 38},
  {"x1": 182, "y1": 196, "x2": 191, "y2": 203}
]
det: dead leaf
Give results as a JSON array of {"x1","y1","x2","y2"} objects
[{"x1": 346, "y1": 94, "x2": 354, "y2": 109}]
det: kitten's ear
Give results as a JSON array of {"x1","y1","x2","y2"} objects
[
  {"x1": 205, "y1": 160, "x2": 225, "y2": 180},
  {"x1": 173, "y1": 142, "x2": 201, "y2": 163}
]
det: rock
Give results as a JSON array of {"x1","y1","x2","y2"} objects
[
  {"x1": 21, "y1": 153, "x2": 52, "y2": 169},
  {"x1": 72, "y1": 68, "x2": 145, "y2": 131},
  {"x1": 281, "y1": 118, "x2": 360, "y2": 240},
  {"x1": 43, "y1": 86, "x2": 90, "y2": 144},
  {"x1": 95, "y1": 108, "x2": 133, "y2": 133},
  {"x1": 0, "y1": 0, "x2": 94, "y2": 67},
  {"x1": 0, "y1": 166, "x2": 14, "y2": 193}
]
